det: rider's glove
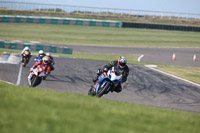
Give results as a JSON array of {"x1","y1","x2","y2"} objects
[
  {"x1": 103, "y1": 66, "x2": 108, "y2": 72},
  {"x1": 97, "y1": 69, "x2": 102, "y2": 75},
  {"x1": 30, "y1": 67, "x2": 33, "y2": 72}
]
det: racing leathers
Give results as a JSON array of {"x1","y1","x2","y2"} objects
[
  {"x1": 48, "y1": 55, "x2": 55, "y2": 71},
  {"x1": 21, "y1": 48, "x2": 32, "y2": 63},
  {"x1": 28, "y1": 61, "x2": 51, "y2": 80},
  {"x1": 35, "y1": 53, "x2": 46, "y2": 62},
  {"x1": 93, "y1": 61, "x2": 129, "y2": 93}
]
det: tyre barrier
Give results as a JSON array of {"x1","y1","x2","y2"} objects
[
  {"x1": 1, "y1": 15, "x2": 199, "y2": 32},
  {"x1": 0, "y1": 15, "x2": 122, "y2": 28},
  {"x1": 0, "y1": 40, "x2": 73, "y2": 54},
  {"x1": 122, "y1": 22, "x2": 200, "y2": 32}
]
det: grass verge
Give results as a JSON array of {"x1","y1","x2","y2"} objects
[
  {"x1": 0, "y1": 23, "x2": 200, "y2": 47},
  {"x1": 0, "y1": 81, "x2": 199, "y2": 133},
  {"x1": 157, "y1": 64, "x2": 200, "y2": 84}
]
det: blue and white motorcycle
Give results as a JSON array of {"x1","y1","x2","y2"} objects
[
  {"x1": 88, "y1": 66, "x2": 122, "y2": 97},
  {"x1": 34, "y1": 56, "x2": 42, "y2": 63}
]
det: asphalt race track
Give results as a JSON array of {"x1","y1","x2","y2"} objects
[
  {"x1": 0, "y1": 54, "x2": 200, "y2": 113},
  {"x1": 61, "y1": 44, "x2": 200, "y2": 68}
]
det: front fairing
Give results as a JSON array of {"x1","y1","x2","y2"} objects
[
  {"x1": 95, "y1": 67, "x2": 122, "y2": 93},
  {"x1": 95, "y1": 72, "x2": 108, "y2": 92},
  {"x1": 33, "y1": 66, "x2": 45, "y2": 77}
]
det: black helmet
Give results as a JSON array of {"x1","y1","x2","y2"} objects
[{"x1": 118, "y1": 56, "x2": 127, "y2": 68}]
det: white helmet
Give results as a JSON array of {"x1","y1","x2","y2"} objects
[
  {"x1": 39, "y1": 50, "x2": 44, "y2": 55},
  {"x1": 46, "y1": 52, "x2": 51, "y2": 56},
  {"x1": 24, "y1": 47, "x2": 29, "y2": 51}
]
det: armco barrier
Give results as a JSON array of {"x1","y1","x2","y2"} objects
[
  {"x1": 0, "y1": 15, "x2": 122, "y2": 28},
  {"x1": 0, "y1": 40, "x2": 73, "y2": 54},
  {"x1": 122, "y1": 22, "x2": 200, "y2": 32}
]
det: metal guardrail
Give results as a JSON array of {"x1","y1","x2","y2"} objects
[{"x1": 0, "y1": 0, "x2": 200, "y2": 20}]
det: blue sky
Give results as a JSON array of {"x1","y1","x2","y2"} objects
[{"x1": 8, "y1": 0, "x2": 200, "y2": 14}]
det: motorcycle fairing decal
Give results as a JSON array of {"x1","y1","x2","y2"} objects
[
  {"x1": 94, "y1": 83, "x2": 97, "y2": 89},
  {"x1": 96, "y1": 72, "x2": 108, "y2": 93},
  {"x1": 25, "y1": 51, "x2": 29, "y2": 55},
  {"x1": 33, "y1": 69, "x2": 38, "y2": 76},
  {"x1": 114, "y1": 83, "x2": 119, "y2": 86},
  {"x1": 103, "y1": 72, "x2": 107, "y2": 77},
  {"x1": 96, "y1": 83, "x2": 100, "y2": 93},
  {"x1": 101, "y1": 81, "x2": 108, "y2": 88}
]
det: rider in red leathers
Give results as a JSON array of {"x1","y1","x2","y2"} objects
[{"x1": 28, "y1": 56, "x2": 51, "y2": 80}]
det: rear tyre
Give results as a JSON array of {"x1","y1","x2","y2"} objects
[
  {"x1": 22, "y1": 58, "x2": 27, "y2": 67},
  {"x1": 88, "y1": 86, "x2": 96, "y2": 96},
  {"x1": 23, "y1": 59, "x2": 27, "y2": 67}
]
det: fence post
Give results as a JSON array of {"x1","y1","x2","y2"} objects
[
  {"x1": 84, "y1": 7, "x2": 86, "y2": 15},
  {"x1": 54, "y1": 6, "x2": 56, "y2": 12},
  {"x1": 62, "y1": 6, "x2": 65, "y2": 13},
  {"x1": 47, "y1": 5, "x2": 49, "y2": 12},
  {"x1": 3, "y1": 1, "x2": 5, "y2": 8},
  {"x1": 32, "y1": 4, "x2": 34, "y2": 10},
  {"x1": 129, "y1": 10, "x2": 131, "y2": 17},
  {"x1": 39, "y1": 4, "x2": 41, "y2": 11}
]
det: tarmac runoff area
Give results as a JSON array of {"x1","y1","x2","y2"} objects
[{"x1": 0, "y1": 52, "x2": 200, "y2": 113}]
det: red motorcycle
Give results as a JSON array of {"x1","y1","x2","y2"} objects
[{"x1": 27, "y1": 65, "x2": 46, "y2": 87}]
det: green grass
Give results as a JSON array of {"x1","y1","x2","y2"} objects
[
  {"x1": 0, "y1": 23, "x2": 200, "y2": 47},
  {"x1": 157, "y1": 64, "x2": 200, "y2": 84},
  {"x1": 0, "y1": 21, "x2": 200, "y2": 133},
  {"x1": 0, "y1": 48, "x2": 139, "y2": 63},
  {"x1": 0, "y1": 81, "x2": 199, "y2": 133}
]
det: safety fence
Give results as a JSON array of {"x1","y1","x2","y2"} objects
[
  {"x1": 1, "y1": 1, "x2": 200, "y2": 20},
  {"x1": 1, "y1": 15, "x2": 200, "y2": 32},
  {"x1": 122, "y1": 22, "x2": 200, "y2": 32},
  {"x1": 0, "y1": 15, "x2": 121, "y2": 28},
  {"x1": 0, "y1": 40, "x2": 73, "y2": 54}
]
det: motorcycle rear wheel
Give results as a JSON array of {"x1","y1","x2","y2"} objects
[
  {"x1": 88, "y1": 86, "x2": 96, "y2": 96},
  {"x1": 22, "y1": 58, "x2": 27, "y2": 67}
]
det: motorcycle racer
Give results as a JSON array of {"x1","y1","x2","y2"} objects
[
  {"x1": 21, "y1": 46, "x2": 32, "y2": 63},
  {"x1": 92, "y1": 56, "x2": 129, "y2": 93},
  {"x1": 46, "y1": 52, "x2": 55, "y2": 71},
  {"x1": 28, "y1": 56, "x2": 51, "y2": 80},
  {"x1": 34, "y1": 50, "x2": 46, "y2": 62}
]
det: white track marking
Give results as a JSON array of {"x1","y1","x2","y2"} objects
[
  {"x1": 0, "y1": 61, "x2": 19, "y2": 64},
  {"x1": 16, "y1": 63, "x2": 23, "y2": 85},
  {"x1": 146, "y1": 65, "x2": 200, "y2": 87},
  {"x1": 138, "y1": 54, "x2": 144, "y2": 62}
]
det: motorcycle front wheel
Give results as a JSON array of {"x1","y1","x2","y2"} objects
[
  {"x1": 30, "y1": 76, "x2": 41, "y2": 87},
  {"x1": 96, "y1": 82, "x2": 111, "y2": 97}
]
